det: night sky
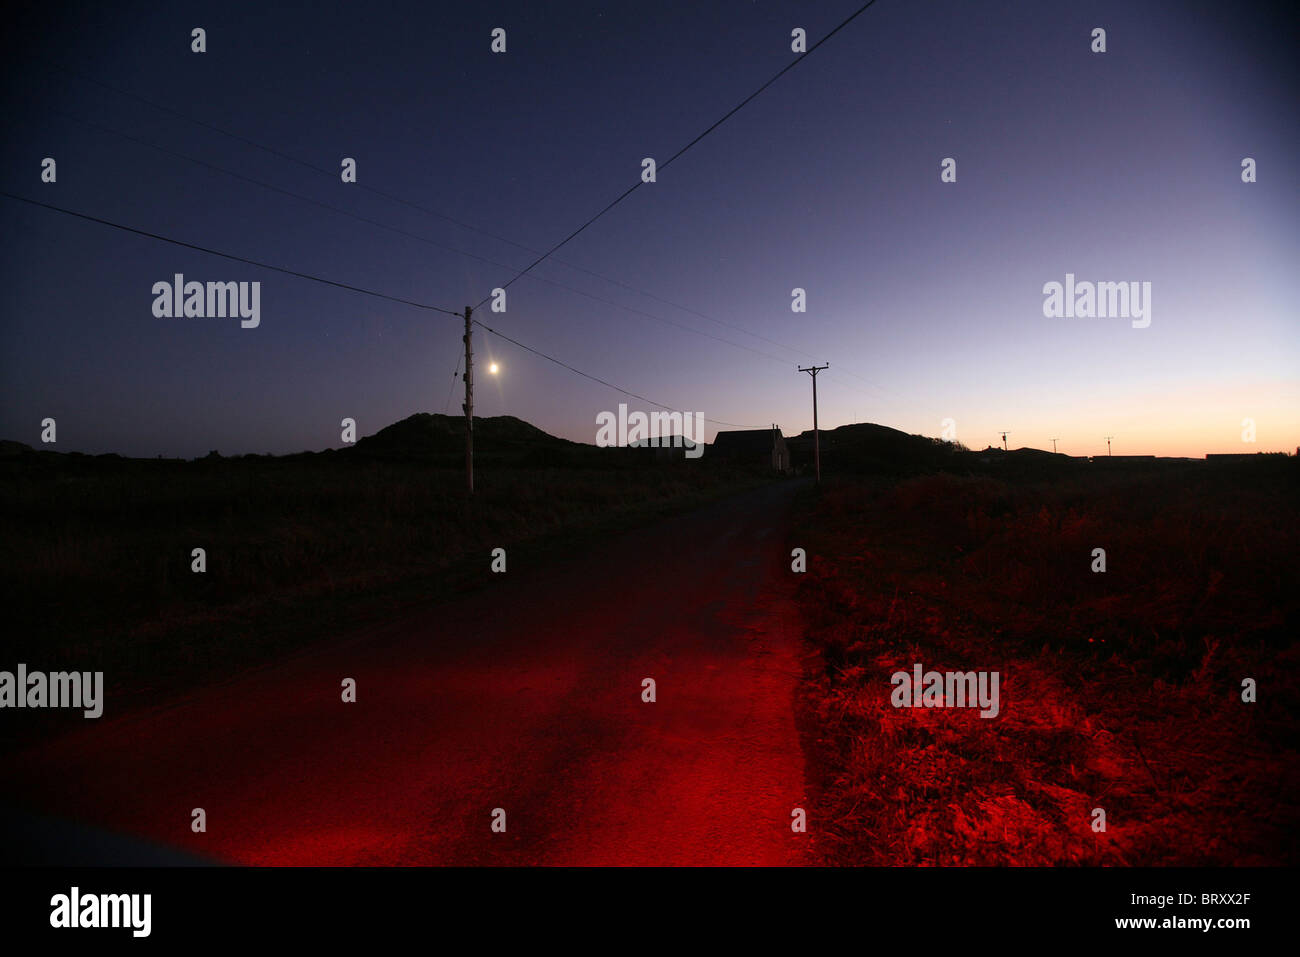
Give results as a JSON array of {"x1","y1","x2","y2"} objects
[{"x1": 2, "y1": 1, "x2": 1296, "y2": 459}]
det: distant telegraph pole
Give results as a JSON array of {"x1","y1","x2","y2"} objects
[
  {"x1": 1105, "y1": 435, "x2": 1113, "y2": 457},
  {"x1": 998, "y1": 430, "x2": 1011, "y2": 451},
  {"x1": 1050, "y1": 437, "x2": 1058, "y2": 454},
  {"x1": 797, "y1": 364, "x2": 829, "y2": 483},
  {"x1": 463, "y1": 305, "x2": 474, "y2": 494}
]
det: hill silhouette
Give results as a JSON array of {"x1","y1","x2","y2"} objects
[
  {"x1": 355, "y1": 412, "x2": 567, "y2": 451},
  {"x1": 350, "y1": 413, "x2": 618, "y2": 468},
  {"x1": 3, "y1": 415, "x2": 1141, "y2": 475},
  {"x1": 786, "y1": 422, "x2": 967, "y2": 474}
]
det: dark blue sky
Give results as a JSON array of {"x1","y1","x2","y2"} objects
[{"x1": 2, "y1": 1, "x2": 1296, "y2": 457}]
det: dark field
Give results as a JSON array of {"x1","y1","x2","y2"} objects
[
  {"x1": 4, "y1": 438, "x2": 1296, "y2": 867},
  {"x1": 0, "y1": 446, "x2": 764, "y2": 736},
  {"x1": 791, "y1": 459, "x2": 1299, "y2": 865}
]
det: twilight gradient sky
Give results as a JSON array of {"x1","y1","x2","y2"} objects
[{"x1": 2, "y1": 0, "x2": 1296, "y2": 458}]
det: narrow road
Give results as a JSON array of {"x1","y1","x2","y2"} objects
[{"x1": 1, "y1": 480, "x2": 813, "y2": 865}]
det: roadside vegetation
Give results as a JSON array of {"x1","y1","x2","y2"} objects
[
  {"x1": 1, "y1": 439, "x2": 764, "y2": 741},
  {"x1": 792, "y1": 460, "x2": 1299, "y2": 865}
]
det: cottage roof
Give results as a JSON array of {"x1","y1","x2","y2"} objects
[{"x1": 712, "y1": 429, "x2": 781, "y2": 453}]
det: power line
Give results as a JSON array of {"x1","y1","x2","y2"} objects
[
  {"x1": 42, "y1": 107, "x2": 521, "y2": 272},
  {"x1": 507, "y1": 281, "x2": 793, "y2": 365},
  {"x1": 474, "y1": 319, "x2": 760, "y2": 429},
  {"x1": 21, "y1": 9, "x2": 914, "y2": 431},
  {"x1": 475, "y1": 0, "x2": 884, "y2": 308},
  {"x1": 37, "y1": 105, "x2": 807, "y2": 369},
  {"x1": 444, "y1": 354, "x2": 462, "y2": 416},
  {"x1": 2, "y1": 191, "x2": 758, "y2": 428},
  {"x1": 0, "y1": 190, "x2": 462, "y2": 317},
  {"x1": 37, "y1": 53, "x2": 934, "y2": 411},
  {"x1": 32, "y1": 25, "x2": 960, "y2": 422},
  {"x1": 37, "y1": 58, "x2": 817, "y2": 365}
]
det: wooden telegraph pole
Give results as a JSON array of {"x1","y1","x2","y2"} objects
[
  {"x1": 463, "y1": 305, "x2": 474, "y2": 495},
  {"x1": 798, "y1": 364, "x2": 829, "y2": 483}
]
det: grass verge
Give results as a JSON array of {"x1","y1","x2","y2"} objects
[{"x1": 790, "y1": 462, "x2": 1299, "y2": 865}]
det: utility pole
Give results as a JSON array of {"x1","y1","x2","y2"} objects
[
  {"x1": 797, "y1": 364, "x2": 829, "y2": 483},
  {"x1": 1105, "y1": 435, "x2": 1113, "y2": 457},
  {"x1": 463, "y1": 306, "x2": 474, "y2": 495},
  {"x1": 998, "y1": 430, "x2": 1011, "y2": 451},
  {"x1": 1050, "y1": 437, "x2": 1058, "y2": 454}
]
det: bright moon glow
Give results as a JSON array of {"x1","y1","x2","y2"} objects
[{"x1": 489, "y1": 362, "x2": 499, "y2": 375}]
